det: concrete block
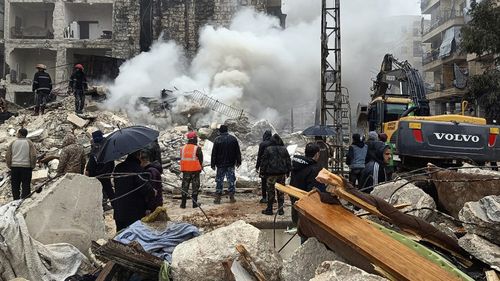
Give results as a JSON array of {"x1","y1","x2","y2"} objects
[
  {"x1": 172, "y1": 220, "x2": 282, "y2": 281},
  {"x1": 19, "y1": 173, "x2": 105, "y2": 255},
  {"x1": 67, "y1": 113, "x2": 89, "y2": 128},
  {"x1": 31, "y1": 169, "x2": 48, "y2": 181}
]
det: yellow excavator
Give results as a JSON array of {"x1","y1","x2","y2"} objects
[{"x1": 357, "y1": 54, "x2": 500, "y2": 168}]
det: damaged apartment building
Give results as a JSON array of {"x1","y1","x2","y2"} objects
[{"x1": 1, "y1": 0, "x2": 284, "y2": 107}]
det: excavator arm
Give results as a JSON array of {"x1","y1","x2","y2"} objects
[{"x1": 373, "y1": 54, "x2": 430, "y2": 116}]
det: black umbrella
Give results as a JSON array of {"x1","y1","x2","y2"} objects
[
  {"x1": 96, "y1": 126, "x2": 159, "y2": 163},
  {"x1": 302, "y1": 125, "x2": 336, "y2": 136}
]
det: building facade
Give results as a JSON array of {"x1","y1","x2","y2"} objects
[
  {"x1": 3, "y1": 0, "x2": 283, "y2": 107},
  {"x1": 421, "y1": 0, "x2": 468, "y2": 115}
]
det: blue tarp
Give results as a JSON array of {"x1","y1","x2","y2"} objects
[{"x1": 114, "y1": 221, "x2": 200, "y2": 263}]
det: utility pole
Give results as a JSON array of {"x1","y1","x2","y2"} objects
[{"x1": 320, "y1": 0, "x2": 350, "y2": 174}]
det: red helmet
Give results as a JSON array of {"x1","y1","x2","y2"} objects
[
  {"x1": 186, "y1": 131, "x2": 197, "y2": 139},
  {"x1": 74, "y1": 64, "x2": 84, "y2": 70}
]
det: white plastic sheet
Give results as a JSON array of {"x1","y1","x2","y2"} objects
[{"x1": 0, "y1": 201, "x2": 86, "y2": 281}]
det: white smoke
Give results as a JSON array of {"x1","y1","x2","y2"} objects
[
  {"x1": 105, "y1": 0, "x2": 420, "y2": 129},
  {"x1": 105, "y1": 7, "x2": 320, "y2": 128}
]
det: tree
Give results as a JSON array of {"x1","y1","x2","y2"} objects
[
  {"x1": 461, "y1": 0, "x2": 500, "y2": 65},
  {"x1": 464, "y1": 70, "x2": 500, "y2": 123},
  {"x1": 461, "y1": 0, "x2": 500, "y2": 123}
]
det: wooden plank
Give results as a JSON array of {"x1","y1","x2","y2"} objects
[
  {"x1": 236, "y1": 244, "x2": 267, "y2": 281},
  {"x1": 222, "y1": 259, "x2": 236, "y2": 281},
  {"x1": 96, "y1": 261, "x2": 118, "y2": 281},
  {"x1": 357, "y1": 203, "x2": 411, "y2": 217},
  {"x1": 333, "y1": 186, "x2": 389, "y2": 220},
  {"x1": 295, "y1": 191, "x2": 460, "y2": 281},
  {"x1": 275, "y1": 183, "x2": 308, "y2": 199},
  {"x1": 486, "y1": 270, "x2": 500, "y2": 281}
]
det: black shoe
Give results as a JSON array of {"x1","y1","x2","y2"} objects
[
  {"x1": 259, "y1": 198, "x2": 268, "y2": 204},
  {"x1": 229, "y1": 194, "x2": 236, "y2": 203},
  {"x1": 261, "y1": 209, "x2": 273, "y2": 215},
  {"x1": 278, "y1": 209, "x2": 284, "y2": 216},
  {"x1": 214, "y1": 194, "x2": 221, "y2": 204},
  {"x1": 180, "y1": 198, "x2": 187, "y2": 209}
]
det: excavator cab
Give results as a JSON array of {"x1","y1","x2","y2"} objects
[{"x1": 367, "y1": 96, "x2": 410, "y2": 142}]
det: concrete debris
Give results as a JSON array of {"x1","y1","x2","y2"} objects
[
  {"x1": 19, "y1": 173, "x2": 105, "y2": 255},
  {"x1": 370, "y1": 179, "x2": 436, "y2": 219},
  {"x1": 430, "y1": 164, "x2": 500, "y2": 218},
  {"x1": 281, "y1": 237, "x2": 343, "y2": 281},
  {"x1": 31, "y1": 169, "x2": 49, "y2": 181},
  {"x1": 458, "y1": 195, "x2": 500, "y2": 245},
  {"x1": 171, "y1": 220, "x2": 282, "y2": 281},
  {"x1": 458, "y1": 234, "x2": 500, "y2": 271},
  {"x1": 67, "y1": 113, "x2": 90, "y2": 128},
  {"x1": 310, "y1": 261, "x2": 388, "y2": 281}
]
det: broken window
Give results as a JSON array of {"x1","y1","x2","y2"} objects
[
  {"x1": 9, "y1": 3, "x2": 54, "y2": 39},
  {"x1": 8, "y1": 49, "x2": 56, "y2": 85}
]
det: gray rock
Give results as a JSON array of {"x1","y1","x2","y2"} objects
[
  {"x1": 458, "y1": 234, "x2": 500, "y2": 271},
  {"x1": 19, "y1": 173, "x2": 105, "y2": 255},
  {"x1": 171, "y1": 220, "x2": 282, "y2": 281},
  {"x1": 281, "y1": 237, "x2": 342, "y2": 281},
  {"x1": 310, "y1": 261, "x2": 388, "y2": 281},
  {"x1": 458, "y1": 195, "x2": 500, "y2": 245},
  {"x1": 371, "y1": 180, "x2": 436, "y2": 219}
]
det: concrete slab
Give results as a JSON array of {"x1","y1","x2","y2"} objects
[
  {"x1": 67, "y1": 113, "x2": 90, "y2": 128},
  {"x1": 19, "y1": 173, "x2": 105, "y2": 255},
  {"x1": 31, "y1": 169, "x2": 48, "y2": 181}
]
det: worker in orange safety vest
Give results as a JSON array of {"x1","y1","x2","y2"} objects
[{"x1": 180, "y1": 131, "x2": 204, "y2": 208}]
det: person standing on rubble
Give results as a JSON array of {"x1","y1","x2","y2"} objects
[
  {"x1": 365, "y1": 131, "x2": 384, "y2": 164},
  {"x1": 113, "y1": 151, "x2": 155, "y2": 231},
  {"x1": 139, "y1": 149, "x2": 163, "y2": 211},
  {"x1": 346, "y1": 133, "x2": 368, "y2": 187},
  {"x1": 180, "y1": 131, "x2": 203, "y2": 208},
  {"x1": 360, "y1": 144, "x2": 391, "y2": 193},
  {"x1": 56, "y1": 133, "x2": 86, "y2": 176},
  {"x1": 5, "y1": 128, "x2": 37, "y2": 200},
  {"x1": 314, "y1": 136, "x2": 331, "y2": 169},
  {"x1": 68, "y1": 64, "x2": 88, "y2": 114},
  {"x1": 32, "y1": 64, "x2": 52, "y2": 116},
  {"x1": 255, "y1": 130, "x2": 273, "y2": 204},
  {"x1": 211, "y1": 125, "x2": 241, "y2": 204},
  {"x1": 290, "y1": 143, "x2": 325, "y2": 223},
  {"x1": 85, "y1": 130, "x2": 115, "y2": 210},
  {"x1": 260, "y1": 134, "x2": 292, "y2": 216}
]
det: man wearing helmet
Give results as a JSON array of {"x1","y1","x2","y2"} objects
[
  {"x1": 179, "y1": 131, "x2": 204, "y2": 208},
  {"x1": 32, "y1": 64, "x2": 52, "y2": 116},
  {"x1": 68, "y1": 63, "x2": 88, "y2": 114}
]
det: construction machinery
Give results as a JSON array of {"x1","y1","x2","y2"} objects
[{"x1": 357, "y1": 54, "x2": 500, "y2": 167}]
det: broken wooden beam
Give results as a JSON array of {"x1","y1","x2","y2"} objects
[
  {"x1": 236, "y1": 244, "x2": 267, "y2": 281},
  {"x1": 96, "y1": 261, "x2": 119, "y2": 281},
  {"x1": 92, "y1": 239, "x2": 162, "y2": 277},
  {"x1": 275, "y1": 183, "x2": 308, "y2": 199},
  {"x1": 295, "y1": 191, "x2": 461, "y2": 281}
]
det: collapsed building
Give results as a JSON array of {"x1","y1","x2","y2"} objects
[{"x1": 1, "y1": 0, "x2": 284, "y2": 107}]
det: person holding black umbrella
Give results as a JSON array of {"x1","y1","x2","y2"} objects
[{"x1": 113, "y1": 150, "x2": 155, "y2": 231}]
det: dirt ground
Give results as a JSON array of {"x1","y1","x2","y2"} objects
[{"x1": 103, "y1": 192, "x2": 294, "y2": 237}]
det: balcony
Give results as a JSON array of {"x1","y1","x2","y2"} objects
[
  {"x1": 422, "y1": 10, "x2": 464, "y2": 43},
  {"x1": 421, "y1": 0, "x2": 440, "y2": 14},
  {"x1": 427, "y1": 87, "x2": 466, "y2": 100},
  {"x1": 423, "y1": 51, "x2": 466, "y2": 72}
]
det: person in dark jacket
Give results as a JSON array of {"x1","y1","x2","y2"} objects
[
  {"x1": 255, "y1": 130, "x2": 273, "y2": 203},
  {"x1": 360, "y1": 144, "x2": 391, "y2": 193},
  {"x1": 180, "y1": 131, "x2": 203, "y2": 208},
  {"x1": 260, "y1": 134, "x2": 292, "y2": 216},
  {"x1": 68, "y1": 64, "x2": 88, "y2": 114},
  {"x1": 290, "y1": 143, "x2": 325, "y2": 224},
  {"x1": 314, "y1": 136, "x2": 331, "y2": 169},
  {"x1": 140, "y1": 149, "x2": 163, "y2": 212},
  {"x1": 211, "y1": 125, "x2": 241, "y2": 204},
  {"x1": 147, "y1": 139, "x2": 162, "y2": 165},
  {"x1": 85, "y1": 130, "x2": 115, "y2": 210},
  {"x1": 32, "y1": 64, "x2": 52, "y2": 116},
  {"x1": 365, "y1": 131, "x2": 385, "y2": 164},
  {"x1": 346, "y1": 133, "x2": 368, "y2": 187},
  {"x1": 113, "y1": 151, "x2": 155, "y2": 232}
]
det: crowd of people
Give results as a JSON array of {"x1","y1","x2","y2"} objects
[{"x1": 5, "y1": 108, "x2": 394, "y2": 233}]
